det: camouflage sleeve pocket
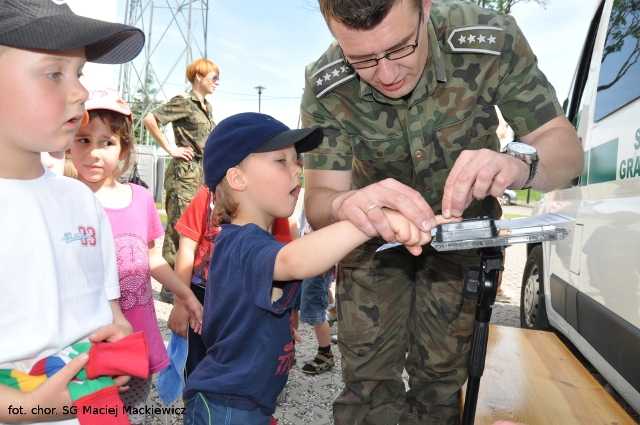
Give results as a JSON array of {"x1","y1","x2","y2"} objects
[{"x1": 434, "y1": 106, "x2": 500, "y2": 168}]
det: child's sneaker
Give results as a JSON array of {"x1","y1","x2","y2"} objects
[
  {"x1": 270, "y1": 418, "x2": 278, "y2": 425},
  {"x1": 301, "y1": 352, "x2": 335, "y2": 375}
]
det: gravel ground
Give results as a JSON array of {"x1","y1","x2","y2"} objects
[{"x1": 140, "y1": 203, "x2": 639, "y2": 424}]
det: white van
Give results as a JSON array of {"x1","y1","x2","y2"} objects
[{"x1": 519, "y1": 0, "x2": 640, "y2": 413}]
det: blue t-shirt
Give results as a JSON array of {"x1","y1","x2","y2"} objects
[{"x1": 184, "y1": 223, "x2": 300, "y2": 415}]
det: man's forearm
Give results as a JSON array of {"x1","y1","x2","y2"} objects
[
  {"x1": 528, "y1": 126, "x2": 583, "y2": 192},
  {"x1": 519, "y1": 115, "x2": 583, "y2": 192}
]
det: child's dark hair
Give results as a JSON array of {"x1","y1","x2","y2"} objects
[{"x1": 89, "y1": 109, "x2": 137, "y2": 181}]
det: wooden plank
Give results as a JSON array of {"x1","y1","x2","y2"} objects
[{"x1": 461, "y1": 325, "x2": 636, "y2": 425}]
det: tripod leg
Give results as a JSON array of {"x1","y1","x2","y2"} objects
[{"x1": 461, "y1": 247, "x2": 504, "y2": 425}]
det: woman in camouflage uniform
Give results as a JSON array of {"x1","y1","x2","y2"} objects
[{"x1": 143, "y1": 58, "x2": 218, "y2": 302}]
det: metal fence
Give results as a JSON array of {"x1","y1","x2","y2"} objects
[{"x1": 119, "y1": 145, "x2": 171, "y2": 204}]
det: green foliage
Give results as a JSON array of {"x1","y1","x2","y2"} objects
[
  {"x1": 464, "y1": 0, "x2": 549, "y2": 14},
  {"x1": 129, "y1": 74, "x2": 163, "y2": 146}
]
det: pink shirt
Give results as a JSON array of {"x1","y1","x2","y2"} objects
[{"x1": 104, "y1": 183, "x2": 169, "y2": 373}]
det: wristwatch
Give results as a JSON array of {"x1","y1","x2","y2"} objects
[{"x1": 501, "y1": 142, "x2": 539, "y2": 189}]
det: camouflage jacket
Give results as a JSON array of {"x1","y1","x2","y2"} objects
[
  {"x1": 300, "y1": 0, "x2": 564, "y2": 217},
  {"x1": 152, "y1": 90, "x2": 214, "y2": 159}
]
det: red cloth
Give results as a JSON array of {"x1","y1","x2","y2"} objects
[
  {"x1": 86, "y1": 332, "x2": 149, "y2": 380},
  {"x1": 272, "y1": 218, "x2": 292, "y2": 243},
  {"x1": 174, "y1": 187, "x2": 220, "y2": 287},
  {"x1": 73, "y1": 386, "x2": 130, "y2": 425}
]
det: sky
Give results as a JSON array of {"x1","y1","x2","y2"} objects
[{"x1": 92, "y1": 0, "x2": 600, "y2": 131}]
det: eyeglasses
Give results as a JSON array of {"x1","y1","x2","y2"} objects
[
  {"x1": 206, "y1": 74, "x2": 219, "y2": 82},
  {"x1": 342, "y1": 14, "x2": 422, "y2": 70}
]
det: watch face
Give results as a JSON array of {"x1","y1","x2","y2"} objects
[{"x1": 509, "y1": 142, "x2": 537, "y2": 155}]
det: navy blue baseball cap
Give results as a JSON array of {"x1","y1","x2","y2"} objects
[{"x1": 204, "y1": 113, "x2": 323, "y2": 190}]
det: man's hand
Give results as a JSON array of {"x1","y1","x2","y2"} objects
[
  {"x1": 335, "y1": 178, "x2": 437, "y2": 242},
  {"x1": 169, "y1": 146, "x2": 195, "y2": 161},
  {"x1": 441, "y1": 148, "x2": 527, "y2": 218},
  {"x1": 441, "y1": 115, "x2": 583, "y2": 219}
]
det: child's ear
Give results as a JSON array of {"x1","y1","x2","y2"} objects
[{"x1": 226, "y1": 167, "x2": 246, "y2": 191}]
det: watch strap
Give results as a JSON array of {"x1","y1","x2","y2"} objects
[{"x1": 523, "y1": 159, "x2": 538, "y2": 189}]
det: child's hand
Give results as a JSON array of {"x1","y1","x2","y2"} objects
[
  {"x1": 181, "y1": 293, "x2": 204, "y2": 335},
  {"x1": 88, "y1": 323, "x2": 132, "y2": 387},
  {"x1": 381, "y1": 209, "x2": 462, "y2": 255},
  {"x1": 167, "y1": 298, "x2": 191, "y2": 339},
  {"x1": 24, "y1": 353, "x2": 90, "y2": 419},
  {"x1": 381, "y1": 208, "x2": 432, "y2": 255},
  {"x1": 292, "y1": 327, "x2": 302, "y2": 343},
  {"x1": 89, "y1": 323, "x2": 130, "y2": 343}
]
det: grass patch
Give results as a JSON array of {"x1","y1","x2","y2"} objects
[
  {"x1": 504, "y1": 213, "x2": 528, "y2": 219},
  {"x1": 159, "y1": 211, "x2": 167, "y2": 225},
  {"x1": 514, "y1": 189, "x2": 541, "y2": 203}
]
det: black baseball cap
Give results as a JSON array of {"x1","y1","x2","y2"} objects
[
  {"x1": 0, "y1": 0, "x2": 145, "y2": 64},
  {"x1": 203, "y1": 113, "x2": 324, "y2": 190}
]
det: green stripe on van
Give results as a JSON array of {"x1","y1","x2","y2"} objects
[
  {"x1": 588, "y1": 138, "x2": 618, "y2": 185},
  {"x1": 579, "y1": 150, "x2": 589, "y2": 187}
]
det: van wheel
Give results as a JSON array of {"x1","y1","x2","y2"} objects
[
  {"x1": 520, "y1": 246, "x2": 549, "y2": 329},
  {"x1": 500, "y1": 194, "x2": 510, "y2": 205}
]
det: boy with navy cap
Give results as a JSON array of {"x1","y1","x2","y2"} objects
[
  {"x1": 183, "y1": 112, "x2": 433, "y2": 424},
  {"x1": 0, "y1": 1, "x2": 144, "y2": 423}
]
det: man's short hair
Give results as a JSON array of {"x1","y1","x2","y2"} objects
[
  {"x1": 318, "y1": 0, "x2": 423, "y2": 30},
  {"x1": 186, "y1": 58, "x2": 219, "y2": 84}
]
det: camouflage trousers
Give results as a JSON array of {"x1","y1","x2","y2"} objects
[
  {"x1": 334, "y1": 244, "x2": 480, "y2": 425},
  {"x1": 162, "y1": 158, "x2": 202, "y2": 267}
]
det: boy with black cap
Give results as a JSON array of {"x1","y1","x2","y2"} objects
[
  {"x1": 0, "y1": 1, "x2": 144, "y2": 423},
  {"x1": 183, "y1": 112, "x2": 433, "y2": 424}
]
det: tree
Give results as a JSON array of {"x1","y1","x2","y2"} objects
[
  {"x1": 465, "y1": 0, "x2": 549, "y2": 14},
  {"x1": 128, "y1": 74, "x2": 163, "y2": 146},
  {"x1": 597, "y1": 0, "x2": 640, "y2": 92}
]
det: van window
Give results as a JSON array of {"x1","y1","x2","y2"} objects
[{"x1": 593, "y1": 2, "x2": 640, "y2": 121}]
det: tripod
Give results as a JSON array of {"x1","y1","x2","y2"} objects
[{"x1": 461, "y1": 246, "x2": 504, "y2": 425}]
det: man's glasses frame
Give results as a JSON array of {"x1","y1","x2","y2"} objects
[
  {"x1": 206, "y1": 74, "x2": 219, "y2": 83},
  {"x1": 341, "y1": 13, "x2": 423, "y2": 70}
]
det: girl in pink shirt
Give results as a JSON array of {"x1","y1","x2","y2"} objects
[{"x1": 68, "y1": 88, "x2": 203, "y2": 424}]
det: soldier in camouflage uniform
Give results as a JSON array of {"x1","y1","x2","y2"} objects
[
  {"x1": 143, "y1": 58, "x2": 218, "y2": 302},
  {"x1": 301, "y1": 0, "x2": 583, "y2": 423}
]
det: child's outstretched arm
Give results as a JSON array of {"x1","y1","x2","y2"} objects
[
  {"x1": 168, "y1": 235, "x2": 201, "y2": 338},
  {"x1": 0, "y1": 353, "x2": 89, "y2": 422},
  {"x1": 148, "y1": 240, "x2": 203, "y2": 334},
  {"x1": 274, "y1": 208, "x2": 432, "y2": 281}
]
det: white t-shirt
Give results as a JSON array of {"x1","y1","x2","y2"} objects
[{"x1": 0, "y1": 168, "x2": 120, "y2": 424}]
